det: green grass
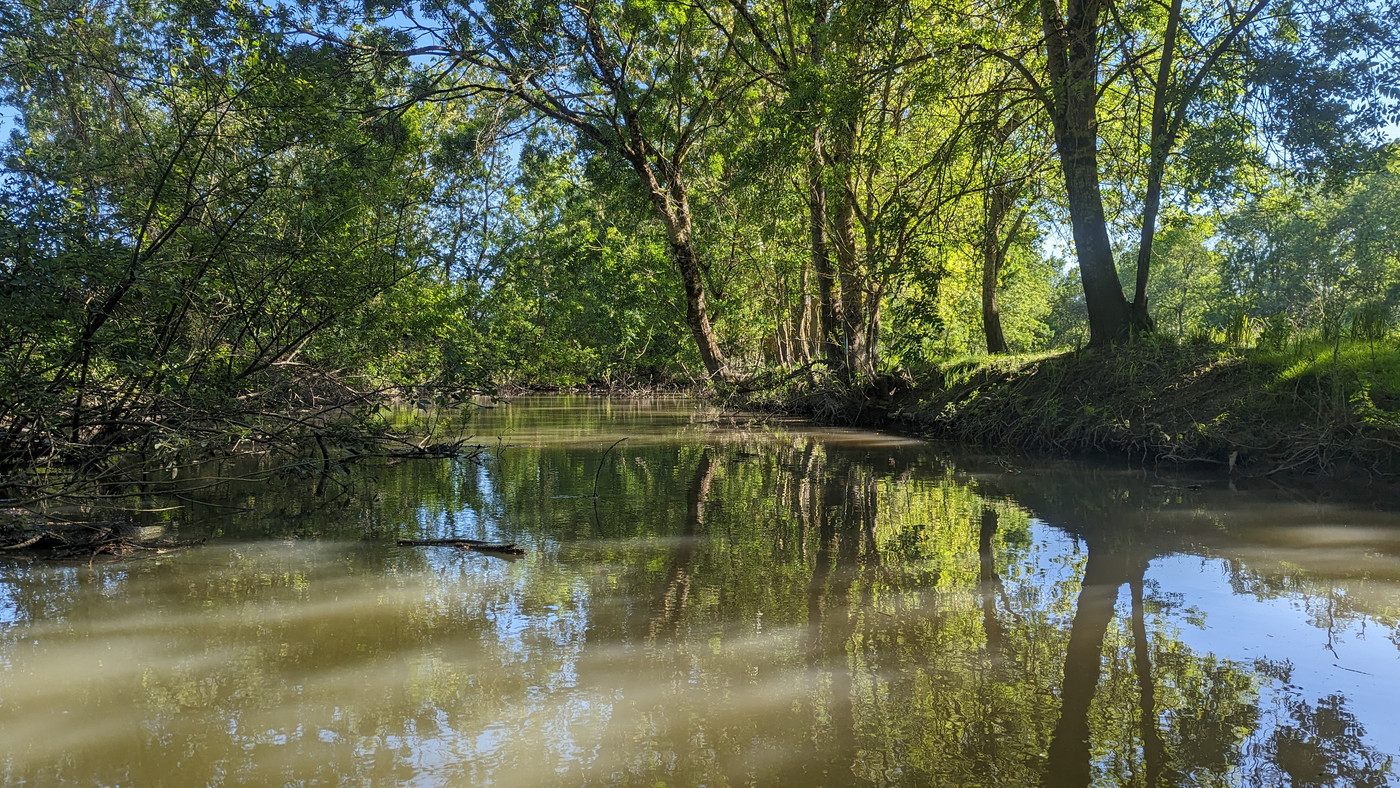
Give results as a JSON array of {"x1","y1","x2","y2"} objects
[
  {"x1": 930, "y1": 349, "x2": 1070, "y2": 389},
  {"x1": 1255, "y1": 340, "x2": 1400, "y2": 396},
  {"x1": 930, "y1": 337, "x2": 1400, "y2": 400},
  {"x1": 757, "y1": 333, "x2": 1400, "y2": 475},
  {"x1": 894, "y1": 335, "x2": 1400, "y2": 475}
]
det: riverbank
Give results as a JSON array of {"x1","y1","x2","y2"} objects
[{"x1": 741, "y1": 338, "x2": 1400, "y2": 478}]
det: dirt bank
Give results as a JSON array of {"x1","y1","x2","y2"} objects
[{"x1": 748, "y1": 339, "x2": 1400, "y2": 479}]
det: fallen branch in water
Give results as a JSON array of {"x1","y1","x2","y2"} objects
[
  {"x1": 0, "y1": 519, "x2": 203, "y2": 562},
  {"x1": 396, "y1": 537, "x2": 525, "y2": 555},
  {"x1": 365, "y1": 437, "x2": 486, "y2": 461}
]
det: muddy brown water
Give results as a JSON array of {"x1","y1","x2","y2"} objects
[{"x1": 2, "y1": 396, "x2": 1398, "y2": 785}]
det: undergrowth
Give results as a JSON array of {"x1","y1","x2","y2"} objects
[{"x1": 748, "y1": 336, "x2": 1400, "y2": 477}]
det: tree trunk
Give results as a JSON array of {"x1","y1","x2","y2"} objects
[
  {"x1": 982, "y1": 185, "x2": 1012, "y2": 354},
  {"x1": 1041, "y1": 0, "x2": 1135, "y2": 346},
  {"x1": 671, "y1": 237, "x2": 728, "y2": 379},
  {"x1": 833, "y1": 200, "x2": 867, "y2": 379},
  {"x1": 1130, "y1": 169, "x2": 1164, "y2": 332},
  {"x1": 795, "y1": 254, "x2": 814, "y2": 369},
  {"x1": 864, "y1": 290, "x2": 881, "y2": 375},
  {"x1": 807, "y1": 134, "x2": 845, "y2": 373},
  {"x1": 624, "y1": 142, "x2": 729, "y2": 380},
  {"x1": 1130, "y1": 0, "x2": 1183, "y2": 331},
  {"x1": 830, "y1": 120, "x2": 870, "y2": 380},
  {"x1": 775, "y1": 320, "x2": 791, "y2": 369},
  {"x1": 802, "y1": 0, "x2": 848, "y2": 378},
  {"x1": 1058, "y1": 104, "x2": 1133, "y2": 348}
]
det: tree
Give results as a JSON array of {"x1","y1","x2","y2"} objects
[
  {"x1": 300, "y1": 0, "x2": 764, "y2": 379},
  {"x1": 971, "y1": 0, "x2": 1400, "y2": 346},
  {"x1": 0, "y1": 0, "x2": 445, "y2": 495},
  {"x1": 968, "y1": 85, "x2": 1050, "y2": 355},
  {"x1": 1134, "y1": 212, "x2": 1220, "y2": 338},
  {"x1": 712, "y1": 0, "x2": 984, "y2": 381},
  {"x1": 1215, "y1": 155, "x2": 1400, "y2": 338}
]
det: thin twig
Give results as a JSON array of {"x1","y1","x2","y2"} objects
[{"x1": 592, "y1": 437, "x2": 629, "y2": 499}]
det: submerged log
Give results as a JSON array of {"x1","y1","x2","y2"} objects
[{"x1": 395, "y1": 538, "x2": 526, "y2": 555}]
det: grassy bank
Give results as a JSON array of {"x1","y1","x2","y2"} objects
[{"x1": 754, "y1": 337, "x2": 1400, "y2": 477}]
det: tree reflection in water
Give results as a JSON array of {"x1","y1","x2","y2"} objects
[{"x1": 0, "y1": 398, "x2": 1396, "y2": 784}]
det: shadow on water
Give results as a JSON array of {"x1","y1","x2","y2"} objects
[{"x1": 1, "y1": 397, "x2": 1399, "y2": 784}]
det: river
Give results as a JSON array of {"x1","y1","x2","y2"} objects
[{"x1": 1, "y1": 396, "x2": 1397, "y2": 785}]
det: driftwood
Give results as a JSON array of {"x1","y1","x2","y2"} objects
[{"x1": 396, "y1": 538, "x2": 526, "y2": 556}]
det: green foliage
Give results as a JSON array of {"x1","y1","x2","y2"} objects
[
  {"x1": 0, "y1": 0, "x2": 465, "y2": 492},
  {"x1": 1215, "y1": 163, "x2": 1400, "y2": 339},
  {"x1": 3, "y1": 0, "x2": 1400, "y2": 486},
  {"x1": 1138, "y1": 214, "x2": 1222, "y2": 339}
]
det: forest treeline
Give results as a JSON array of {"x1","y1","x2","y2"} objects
[{"x1": 1, "y1": 0, "x2": 1399, "y2": 494}]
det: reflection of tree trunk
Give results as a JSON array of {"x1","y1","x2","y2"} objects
[
  {"x1": 803, "y1": 456, "x2": 858, "y2": 779},
  {"x1": 1045, "y1": 545, "x2": 1123, "y2": 788},
  {"x1": 648, "y1": 450, "x2": 715, "y2": 640},
  {"x1": 803, "y1": 467, "x2": 837, "y2": 768},
  {"x1": 796, "y1": 441, "x2": 817, "y2": 562},
  {"x1": 686, "y1": 449, "x2": 716, "y2": 534},
  {"x1": 828, "y1": 472, "x2": 858, "y2": 780},
  {"x1": 979, "y1": 508, "x2": 1006, "y2": 661},
  {"x1": 1131, "y1": 569, "x2": 1169, "y2": 786},
  {"x1": 804, "y1": 489, "x2": 836, "y2": 667},
  {"x1": 856, "y1": 469, "x2": 879, "y2": 566}
]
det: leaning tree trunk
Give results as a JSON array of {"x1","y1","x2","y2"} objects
[
  {"x1": 625, "y1": 143, "x2": 729, "y2": 380},
  {"x1": 1130, "y1": 0, "x2": 1183, "y2": 331},
  {"x1": 1041, "y1": 0, "x2": 1136, "y2": 346},
  {"x1": 670, "y1": 236, "x2": 728, "y2": 380}
]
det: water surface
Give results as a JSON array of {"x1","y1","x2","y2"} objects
[{"x1": 2, "y1": 396, "x2": 1398, "y2": 785}]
